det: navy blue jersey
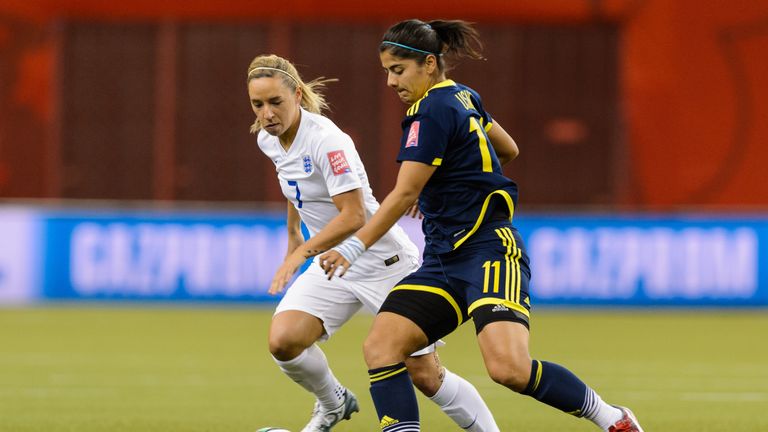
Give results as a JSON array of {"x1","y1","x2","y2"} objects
[{"x1": 397, "y1": 80, "x2": 518, "y2": 254}]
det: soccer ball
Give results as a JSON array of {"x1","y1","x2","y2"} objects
[{"x1": 255, "y1": 428, "x2": 290, "y2": 432}]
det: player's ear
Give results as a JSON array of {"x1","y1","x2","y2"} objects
[
  {"x1": 294, "y1": 86, "x2": 302, "y2": 105},
  {"x1": 425, "y1": 54, "x2": 438, "y2": 74}
]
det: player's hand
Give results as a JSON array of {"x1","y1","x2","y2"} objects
[
  {"x1": 404, "y1": 199, "x2": 422, "y2": 219},
  {"x1": 319, "y1": 250, "x2": 350, "y2": 280},
  {"x1": 319, "y1": 236, "x2": 365, "y2": 280},
  {"x1": 269, "y1": 251, "x2": 307, "y2": 295}
]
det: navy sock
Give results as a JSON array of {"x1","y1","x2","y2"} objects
[
  {"x1": 368, "y1": 362, "x2": 420, "y2": 431},
  {"x1": 523, "y1": 359, "x2": 590, "y2": 417}
]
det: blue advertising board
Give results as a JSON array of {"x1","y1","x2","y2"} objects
[
  {"x1": 0, "y1": 204, "x2": 763, "y2": 306},
  {"x1": 515, "y1": 213, "x2": 767, "y2": 306},
  {"x1": 41, "y1": 209, "x2": 291, "y2": 302}
]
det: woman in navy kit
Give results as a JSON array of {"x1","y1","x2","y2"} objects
[{"x1": 320, "y1": 19, "x2": 644, "y2": 432}]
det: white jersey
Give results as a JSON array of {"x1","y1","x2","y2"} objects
[{"x1": 258, "y1": 109, "x2": 418, "y2": 279}]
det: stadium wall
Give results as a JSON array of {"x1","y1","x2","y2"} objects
[
  {"x1": 1, "y1": 205, "x2": 766, "y2": 307},
  {"x1": 1, "y1": 1, "x2": 768, "y2": 207}
]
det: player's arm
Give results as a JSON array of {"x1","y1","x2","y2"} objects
[
  {"x1": 487, "y1": 121, "x2": 518, "y2": 165},
  {"x1": 269, "y1": 188, "x2": 365, "y2": 294},
  {"x1": 297, "y1": 188, "x2": 366, "y2": 256},
  {"x1": 319, "y1": 161, "x2": 436, "y2": 278},
  {"x1": 285, "y1": 200, "x2": 305, "y2": 257}
]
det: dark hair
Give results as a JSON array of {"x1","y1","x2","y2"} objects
[{"x1": 379, "y1": 19, "x2": 484, "y2": 72}]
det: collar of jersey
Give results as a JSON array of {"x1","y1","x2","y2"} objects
[{"x1": 407, "y1": 79, "x2": 456, "y2": 115}]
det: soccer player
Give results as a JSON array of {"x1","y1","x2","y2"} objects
[
  {"x1": 320, "y1": 20, "x2": 645, "y2": 432},
  {"x1": 247, "y1": 54, "x2": 499, "y2": 431}
]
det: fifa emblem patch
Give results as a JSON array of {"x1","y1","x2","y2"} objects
[
  {"x1": 406, "y1": 121, "x2": 420, "y2": 148},
  {"x1": 327, "y1": 150, "x2": 351, "y2": 176},
  {"x1": 302, "y1": 155, "x2": 313, "y2": 173}
]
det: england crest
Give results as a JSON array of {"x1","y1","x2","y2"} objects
[{"x1": 302, "y1": 155, "x2": 313, "y2": 173}]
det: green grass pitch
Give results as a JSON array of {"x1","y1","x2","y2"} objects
[{"x1": 1, "y1": 306, "x2": 767, "y2": 431}]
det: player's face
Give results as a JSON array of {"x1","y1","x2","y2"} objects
[
  {"x1": 380, "y1": 50, "x2": 436, "y2": 105},
  {"x1": 248, "y1": 76, "x2": 301, "y2": 137}
]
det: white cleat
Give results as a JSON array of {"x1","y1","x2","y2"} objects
[{"x1": 300, "y1": 389, "x2": 359, "y2": 432}]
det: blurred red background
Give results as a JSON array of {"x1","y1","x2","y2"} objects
[{"x1": 1, "y1": 0, "x2": 767, "y2": 208}]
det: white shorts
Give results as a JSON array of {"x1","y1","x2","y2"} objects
[{"x1": 275, "y1": 251, "x2": 442, "y2": 356}]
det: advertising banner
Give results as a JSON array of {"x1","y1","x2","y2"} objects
[
  {"x1": 42, "y1": 210, "x2": 289, "y2": 301},
  {"x1": 32, "y1": 208, "x2": 768, "y2": 306},
  {"x1": 515, "y1": 214, "x2": 766, "y2": 306},
  {"x1": 0, "y1": 208, "x2": 39, "y2": 304}
]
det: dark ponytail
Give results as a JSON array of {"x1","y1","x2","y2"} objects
[{"x1": 379, "y1": 19, "x2": 484, "y2": 72}]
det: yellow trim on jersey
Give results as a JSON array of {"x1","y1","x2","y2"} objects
[
  {"x1": 406, "y1": 79, "x2": 457, "y2": 116},
  {"x1": 432, "y1": 157, "x2": 443, "y2": 166},
  {"x1": 391, "y1": 284, "x2": 463, "y2": 328},
  {"x1": 369, "y1": 365, "x2": 408, "y2": 383},
  {"x1": 467, "y1": 297, "x2": 530, "y2": 318},
  {"x1": 453, "y1": 189, "x2": 515, "y2": 249},
  {"x1": 479, "y1": 117, "x2": 493, "y2": 133}
]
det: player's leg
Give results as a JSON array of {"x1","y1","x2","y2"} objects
[
  {"x1": 476, "y1": 320, "x2": 636, "y2": 430},
  {"x1": 406, "y1": 350, "x2": 499, "y2": 432},
  {"x1": 470, "y1": 224, "x2": 642, "y2": 431},
  {"x1": 351, "y1": 254, "x2": 499, "y2": 431},
  {"x1": 364, "y1": 258, "x2": 472, "y2": 432},
  {"x1": 268, "y1": 266, "x2": 362, "y2": 431},
  {"x1": 364, "y1": 311, "x2": 426, "y2": 431},
  {"x1": 269, "y1": 310, "x2": 346, "y2": 409}
]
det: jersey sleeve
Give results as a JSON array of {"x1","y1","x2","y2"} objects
[
  {"x1": 397, "y1": 103, "x2": 454, "y2": 167},
  {"x1": 314, "y1": 133, "x2": 363, "y2": 197},
  {"x1": 469, "y1": 87, "x2": 494, "y2": 132}
]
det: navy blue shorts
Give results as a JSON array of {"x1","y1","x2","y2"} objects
[{"x1": 379, "y1": 220, "x2": 532, "y2": 343}]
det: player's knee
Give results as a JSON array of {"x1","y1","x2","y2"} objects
[
  {"x1": 362, "y1": 333, "x2": 385, "y2": 368},
  {"x1": 268, "y1": 329, "x2": 309, "y2": 361},
  {"x1": 486, "y1": 358, "x2": 531, "y2": 392},
  {"x1": 363, "y1": 332, "x2": 404, "y2": 369}
]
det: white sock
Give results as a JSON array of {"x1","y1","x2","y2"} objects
[
  {"x1": 273, "y1": 344, "x2": 345, "y2": 411},
  {"x1": 429, "y1": 369, "x2": 499, "y2": 432},
  {"x1": 580, "y1": 388, "x2": 623, "y2": 430}
]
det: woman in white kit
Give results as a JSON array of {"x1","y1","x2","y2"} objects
[{"x1": 248, "y1": 54, "x2": 499, "y2": 432}]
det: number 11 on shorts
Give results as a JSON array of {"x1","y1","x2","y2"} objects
[{"x1": 482, "y1": 260, "x2": 501, "y2": 293}]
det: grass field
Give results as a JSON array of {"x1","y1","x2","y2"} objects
[{"x1": 1, "y1": 306, "x2": 767, "y2": 431}]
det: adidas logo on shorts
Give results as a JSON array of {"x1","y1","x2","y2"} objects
[{"x1": 492, "y1": 304, "x2": 510, "y2": 313}]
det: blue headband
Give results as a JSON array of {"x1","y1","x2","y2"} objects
[{"x1": 381, "y1": 41, "x2": 440, "y2": 56}]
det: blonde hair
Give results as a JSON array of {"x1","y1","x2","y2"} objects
[{"x1": 246, "y1": 54, "x2": 337, "y2": 133}]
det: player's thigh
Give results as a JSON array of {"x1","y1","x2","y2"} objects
[
  {"x1": 344, "y1": 253, "x2": 420, "y2": 315},
  {"x1": 275, "y1": 265, "x2": 362, "y2": 340},
  {"x1": 378, "y1": 256, "x2": 470, "y2": 346},
  {"x1": 365, "y1": 311, "x2": 429, "y2": 367},
  {"x1": 477, "y1": 320, "x2": 532, "y2": 390},
  {"x1": 445, "y1": 223, "x2": 532, "y2": 334}
]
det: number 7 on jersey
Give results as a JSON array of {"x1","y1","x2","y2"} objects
[{"x1": 287, "y1": 180, "x2": 303, "y2": 208}]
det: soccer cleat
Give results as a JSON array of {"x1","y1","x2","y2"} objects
[
  {"x1": 608, "y1": 406, "x2": 644, "y2": 432},
  {"x1": 300, "y1": 389, "x2": 359, "y2": 432}
]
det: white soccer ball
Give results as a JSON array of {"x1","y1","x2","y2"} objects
[{"x1": 255, "y1": 428, "x2": 290, "y2": 432}]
